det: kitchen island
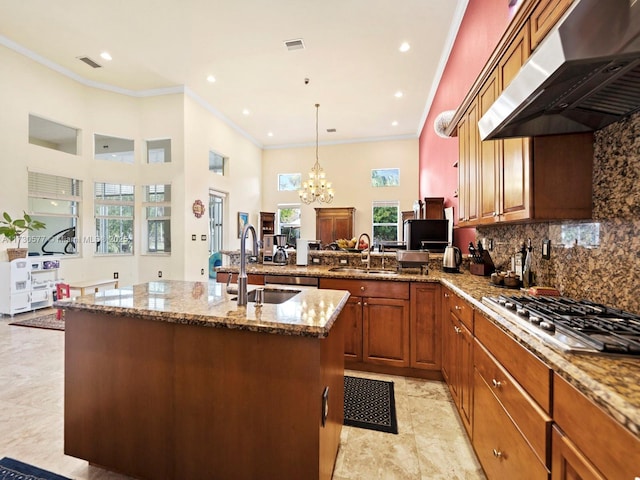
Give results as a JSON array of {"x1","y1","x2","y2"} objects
[{"x1": 59, "y1": 280, "x2": 349, "y2": 480}]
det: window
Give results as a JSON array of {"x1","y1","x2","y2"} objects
[
  {"x1": 28, "y1": 172, "x2": 82, "y2": 256},
  {"x1": 94, "y1": 134, "x2": 135, "y2": 164},
  {"x1": 95, "y1": 182, "x2": 134, "y2": 254},
  {"x1": 278, "y1": 173, "x2": 302, "y2": 191},
  {"x1": 143, "y1": 184, "x2": 171, "y2": 253},
  {"x1": 28, "y1": 114, "x2": 80, "y2": 155},
  {"x1": 372, "y1": 201, "x2": 400, "y2": 244},
  {"x1": 209, "y1": 151, "x2": 227, "y2": 175},
  {"x1": 371, "y1": 168, "x2": 400, "y2": 187},
  {"x1": 147, "y1": 139, "x2": 171, "y2": 163},
  {"x1": 278, "y1": 205, "x2": 301, "y2": 246}
]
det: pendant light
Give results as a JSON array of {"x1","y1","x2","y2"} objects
[{"x1": 298, "y1": 104, "x2": 334, "y2": 204}]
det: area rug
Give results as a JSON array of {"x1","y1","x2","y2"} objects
[
  {"x1": 0, "y1": 457, "x2": 71, "y2": 480},
  {"x1": 8, "y1": 313, "x2": 64, "y2": 331},
  {"x1": 344, "y1": 375, "x2": 398, "y2": 434}
]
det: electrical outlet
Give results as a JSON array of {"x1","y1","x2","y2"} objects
[
  {"x1": 312, "y1": 257, "x2": 320, "y2": 264},
  {"x1": 542, "y1": 239, "x2": 551, "y2": 259},
  {"x1": 201, "y1": 235, "x2": 207, "y2": 241},
  {"x1": 191, "y1": 234, "x2": 196, "y2": 241},
  {"x1": 340, "y1": 259, "x2": 348, "y2": 265},
  {"x1": 158, "y1": 271, "x2": 162, "y2": 278},
  {"x1": 113, "y1": 272, "x2": 119, "y2": 279},
  {"x1": 201, "y1": 268, "x2": 204, "y2": 275}
]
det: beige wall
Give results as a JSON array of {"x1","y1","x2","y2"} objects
[
  {"x1": 0, "y1": 44, "x2": 262, "y2": 285},
  {"x1": 262, "y1": 139, "x2": 419, "y2": 241}
]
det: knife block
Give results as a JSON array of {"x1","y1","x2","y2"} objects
[{"x1": 470, "y1": 263, "x2": 493, "y2": 276}]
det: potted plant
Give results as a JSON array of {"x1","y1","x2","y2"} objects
[{"x1": 0, "y1": 211, "x2": 46, "y2": 261}]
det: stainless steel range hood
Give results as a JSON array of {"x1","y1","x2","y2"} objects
[{"x1": 479, "y1": 0, "x2": 640, "y2": 140}]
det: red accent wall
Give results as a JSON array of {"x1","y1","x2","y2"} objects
[{"x1": 419, "y1": 0, "x2": 519, "y2": 251}]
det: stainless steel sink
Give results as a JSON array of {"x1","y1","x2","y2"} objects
[
  {"x1": 232, "y1": 288, "x2": 300, "y2": 304},
  {"x1": 328, "y1": 267, "x2": 398, "y2": 276}
]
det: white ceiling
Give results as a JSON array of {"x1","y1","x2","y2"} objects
[{"x1": 0, "y1": 0, "x2": 467, "y2": 148}]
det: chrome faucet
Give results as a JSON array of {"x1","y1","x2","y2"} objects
[
  {"x1": 237, "y1": 224, "x2": 258, "y2": 306},
  {"x1": 358, "y1": 233, "x2": 371, "y2": 270}
]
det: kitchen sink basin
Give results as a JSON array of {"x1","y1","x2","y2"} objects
[
  {"x1": 328, "y1": 267, "x2": 398, "y2": 276},
  {"x1": 232, "y1": 288, "x2": 300, "y2": 304}
]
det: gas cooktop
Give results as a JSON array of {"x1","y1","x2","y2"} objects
[{"x1": 482, "y1": 295, "x2": 640, "y2": 356}]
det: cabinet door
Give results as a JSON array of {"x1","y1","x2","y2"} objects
[
  {"x1": 342, "y1": 296, "x2": 363, "y2": 363},
  {"x1": 498, "y1": 24, "x2": 532, "y2": 222},
  {"x1": 458, "y1": 103, "x2": 479, "y2": 225},
  {"x1": 478, "y1": 70, "x2": 500, "y2": 224},
  {"x1": 316, "y1": 217, "x2": 335, "y2": 245},
  {"x1": 441, "y1": 290, "x2": 454, "y2": 385},
  {"x1": 530, "y1": 0, "x2": 573, "y2": 50},
  {"x1": 410, "y1": 283, "x2": 440, "y2": 370},
  {"x1": 473, "y1": 369, "x2": 549, "y2": 480},
  {"x1": 457, "y1": 319, "x2": 474, "y2": 435},
  {"x1": 551, "y1": 426, "x2": 604, "y2": 480},
  {"x1": 363, "y1": 297, "x2": 410, "y2": 368},
  {"x1": 333, "y1": 215, "x2": 353, "y2": 242}
]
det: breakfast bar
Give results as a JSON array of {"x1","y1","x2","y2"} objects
[{"x1": 59, "y1": 280, "x2": 349, "y2": 480}]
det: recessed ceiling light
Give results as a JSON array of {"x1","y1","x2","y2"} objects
[
  {"x1": 206, "y1": 75, "x2": 216, "y2": 83},
  {"x1": 399, "y1": 42, "x2": 410, "y2": 53},
  {"x1": 267, "y1": 132, "x2": 274, "y2": 137},
  {"x1": 394, "y1": 91, "x2": 404, "y2": 98},
  {"x1": 242, "y1": 109, "x2": 250, "y2": 116},
  {"x1": 100, "y1": 51, "x2": 112, "y2": 61},
  {"x1": 391, "y1": 121, "x2": 398, "y2": 126}
]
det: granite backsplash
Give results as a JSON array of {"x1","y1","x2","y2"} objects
[{"x1": 476, "y1": 112, "x2": 640, "y2": 315}]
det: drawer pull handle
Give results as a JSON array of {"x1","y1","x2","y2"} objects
[
  {"x1": 444, "y1": 293, "x2": 450, "y2": 298},
  {"x1": 363, "y1": 302, "x2": 368, "y2": 306},
  {"x1": 492, "y1": 449, "x2": 503, "y2": 458},
  {"x1": 357, "y1": 302, "x2": 361, "y2": 306},
  {"x1": 454, "y1": 305, "x2": 462, "y2": 310},
  {"x1": 454, "y1": 326, "x2": 461, "y2": 334},
  {"x1": 360, "y1": 286, "x2": 365, "y2": 291},
  {"x1": 492, "y1": 379, "x2": 502, "y2": 388}
]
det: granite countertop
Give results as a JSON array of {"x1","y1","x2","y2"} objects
[
  {"x1": 217, "y1": 263, "x2": 640, "y2": 439},
  {"x1": 57, "y1": 280, "x2": 350, "y2": 339}
]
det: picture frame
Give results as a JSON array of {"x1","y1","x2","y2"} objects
[{"x1": 237, "y1": 212, "x2": 249, "y2": 238}]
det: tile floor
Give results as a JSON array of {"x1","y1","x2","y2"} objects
[{"x1": 0, "y1": 310, "x2": 485, "y2": 480}]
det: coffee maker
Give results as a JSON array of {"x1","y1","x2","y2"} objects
[{"x1": 273, "y1": 234, "x2": 288, "y2": 265}]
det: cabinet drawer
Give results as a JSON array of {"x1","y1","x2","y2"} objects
[
  {"x1": 449, "y1": 292, "x2": 473, "y2": 330},
  {"x1": 474, "y1": 339, "x2": 551, "y2": 466},
  {"x1": 31, "y1": 288, "x2": 50, "y2": 303},
  {"x1": 319, "y1": 278, "x2": 409, "y2": 300},
  {"x1": 553, "y1": 374, "x2": 640, "y2": 480},
  {"x1": 475, "y1": 312, "x2": 551, "y2": 413},
  {"x1": 473, "y1": 369, "x2": 549, "y2": 480},
  {"x1": 215, "y1": 273, "x2": 265, "y2": 285}
]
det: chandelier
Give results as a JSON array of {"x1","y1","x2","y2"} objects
[{"x1": 299, "y1": 103, "x2": 334, "y2": 204}]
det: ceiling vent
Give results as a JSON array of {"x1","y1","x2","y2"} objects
[
  {"x1": 77, "y1": 56, "x2": 102, "y2": 68},
  {"x1": 326, "y1": 128, "x2": 336, "y2": 133},
  {"x1": 284, "y1": 39, "x2": 305, "y2": 51}
]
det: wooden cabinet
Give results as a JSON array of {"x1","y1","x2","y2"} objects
[
  {"x1": 315, "y1": 207, "x2": 355, "y2": 246},
  {"x1": 456, "y1": 21, "x2": 593, "y2": 227},
  {"x1": 457, "y1": 101, "x2": 479, "y2": 224},
  {"x1": 215, "y1": 272, "x2": 265, "y2": 285},
  {"x1": 341, "y1": 296, "x2": 363, "y2": 362},
  {"x1": 320, "y1": 278, "x2": 409, "y2": 368},
  {"x1": 478, "y1": 70, "x2": 501, "y2": 224},
  {"x1": 473, "y1": 367, "x2": 549, "y2": 480},
  {"x1": 530, "y1": 0, "x2": 573, "y2": 50},
  {"x1": 551, "y1": 427, "x2": 605, "y2": 480},
  {"x1": 441, "y1": 288, "x2": 474, "y2": 435},
  {"x1": 259, "y1": 211, "x2": 275, "y2": 242},
  {"x1": 552, "y1": 374, "x2": 640, "y2": 480},
  {"x1": 409, "y1": 283, "x2": 441, "y2": 370}
]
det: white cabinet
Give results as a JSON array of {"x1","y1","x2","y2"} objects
[
  {"x1": 0, "y1": 257, "x2": 60, "y2": 315},
  {"x1": 28, "y1": 258, "x2": 60, "y2": 310},
  {"x1": 0, "y1": 259, "x2": 32, "y2": 315}
]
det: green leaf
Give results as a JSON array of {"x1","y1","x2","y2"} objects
[{"x1": 3, "y1": 212, "x2": 11, "y2": 222}]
